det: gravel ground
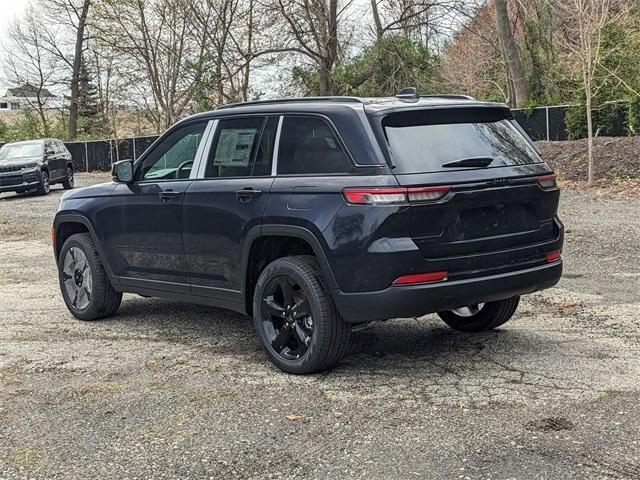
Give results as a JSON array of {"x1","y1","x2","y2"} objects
[{"x1": 1, "y1": 174, "x2": 639, "y2": 479}]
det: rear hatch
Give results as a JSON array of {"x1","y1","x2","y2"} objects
[{"x1": 376, "y1": 106, "x2": 561, "y2": 276}]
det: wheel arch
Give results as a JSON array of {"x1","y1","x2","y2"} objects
[
  {"x1": 53, "y1": 213, "x2": 119, "y2": 286},
  {"x1": 242, "y1": 225, "x2": 338, "y2": 315}
]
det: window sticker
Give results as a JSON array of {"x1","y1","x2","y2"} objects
[{"x1": 213, "y1": 128, "x2": 257, "y2": 167}]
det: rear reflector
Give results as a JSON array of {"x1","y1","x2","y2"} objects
[
  {"x1": 545, "y1": 250, "x2": 561, "y2": 262},
  {"x1": 538, "y1": 174, "x2": 557, "y2": 189},
  {"x1": 392, "y1": 271, "x2": 448, "y2": 286},
  {"x1": 343, "y1": 186, "x2": 450, "y2": 205}
]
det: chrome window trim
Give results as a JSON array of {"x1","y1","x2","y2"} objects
[
  {"x1": 271, "y1": 116, "x2": 283, "y2": 177},
  {"x1": 193, "y1": 119, "x2": 218, "y2": 179}
]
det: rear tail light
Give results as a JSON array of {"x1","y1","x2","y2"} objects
[
  {"x1": 392, "y1": 271, "x2": 448, "y2": 286},
  {"x1": 545, "y1": 250, "x2": 561, "y2": 262},
  {"x1": 538, "y1": 174, "x2": 557, "y2": 189},
  {"x1": 406, "y1": 186, "x2": 451, "y2": 202},
  {"x1": 342, "y1": 187, "x2": 407, "y2": 205},
  {"x1": 343, "y1": 186, "x2": 451, "y2": 205}
]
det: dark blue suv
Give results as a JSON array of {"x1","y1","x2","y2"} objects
[{"x1": 53, "y1": 92, "x2": 563, "y2": 374}]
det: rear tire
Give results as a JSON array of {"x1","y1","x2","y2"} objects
[
  {"x1": 58, "y1": 233, "x2": 122, "y2": 321},
  {"x1": 253, "y1": 255, "x2": 351, "y2": 374},
  {"x1": 438, "y1": 296, "x2": 520, "y2": 332},
  {"x1": 37, "y1": 170, "x2": 50, "y2": 195},
  {"x1": 62, "y1": 165, "x2": 74, "y2": 190}
]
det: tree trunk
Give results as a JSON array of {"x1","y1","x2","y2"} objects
[
  {"x1": 371, "y1": 0, "x2": 383, "y2": 41},
  {"x1": 68, "y1": 0, "x2": 91, "y2": 140},
  {"x1": 585, "y1": 78, "x2": 594, "y2": 185},
  {"x1": 495, "y1": 0, "x2": 529, "y2": 107}
]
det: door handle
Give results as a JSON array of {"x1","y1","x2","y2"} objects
[
  {"x1": 159, "y1": 190, "x2": 181, "y2": 202},
  {"x1": 235, "y1": 188, "x2": 262, "y2": 200}
]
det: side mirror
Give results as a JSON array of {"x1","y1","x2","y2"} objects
[
  {"x1": 45, "y1": 148, "x2": 55, "y2": 156},
  {"x1": 112, "y1": 159, "x2": 133, "y2": 183}
]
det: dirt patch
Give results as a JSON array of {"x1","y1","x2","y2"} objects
[{"x1": 538, "y1": 136, "x2": 640, "y2": 182}]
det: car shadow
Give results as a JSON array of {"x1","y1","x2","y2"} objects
[
  {"x1": 102, "y1": 295, "x2": 541, "y2": 377},
  {"x1": 0, "y1": 186, "x2": 67, "y2": 201}
]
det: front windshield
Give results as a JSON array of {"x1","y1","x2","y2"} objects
[{"x1": 0, "y1": 143, "x2": 43, "y2": 160}]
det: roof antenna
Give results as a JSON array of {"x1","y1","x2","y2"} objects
[{"x1": 395, "y1": 87, "x2": 419, "y2": 101}]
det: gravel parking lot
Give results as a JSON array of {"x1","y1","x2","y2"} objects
[{"x1": 1, "y1": 174, "x2": 639, "y2": 479}]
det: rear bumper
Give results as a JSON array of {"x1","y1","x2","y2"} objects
[{"x1": 332, "y1": 261, "x2": 562, "y2": 323}]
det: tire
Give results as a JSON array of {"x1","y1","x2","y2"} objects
[
  {"x1": 58, "y1": 232, "x2": 122, "y2": 321},
  {"x1": 438, "y1": 296, "x2": 520, "y2": 332},
  {"x1": 252, "y1": 255, "x2": 351, "y2": 374},
  {"x1": 36, "y1": 170, "x2": 51, "y2": 195},
  {"x1": 62, "y1": 165, "x2": 74, "y2": 190}
]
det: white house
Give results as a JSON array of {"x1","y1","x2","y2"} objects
[{"x1": 0, "y1": 85, "x2": 60, "y2": 111}]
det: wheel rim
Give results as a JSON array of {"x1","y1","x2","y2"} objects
[
  {"x1": 62, "y1": 247, "x2": 93, "y2": 310},
  {"x1": 67, "y1": 168, "x2": 74, "y2": 186},
  {"x1": 450, "y1": 304, "x2": 485, "y2": 318},
  {"x1": 42, "y1": 172, "x2": 50, "y2": 193},
  {"x1": 260, "y1": 275, "x2": 313, "y2": 360}
]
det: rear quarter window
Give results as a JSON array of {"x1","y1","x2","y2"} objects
[
  {"x1": 277, "y1": 116, "x2": 352, "y2": 175},
  {"x1": 382, "y1": 108, "x2": 542, "y2": 174}
]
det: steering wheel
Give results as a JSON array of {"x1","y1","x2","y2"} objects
[{"x1": 176, "y1": 160, "x2": 194, "y2": 178}]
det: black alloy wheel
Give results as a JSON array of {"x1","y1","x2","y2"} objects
[
  {"x1": 260, "y1": 275, "x2": 314, "y2": 360},
  {"x1": 253, "y1": 256, "x2": 351, "y2": 374}
]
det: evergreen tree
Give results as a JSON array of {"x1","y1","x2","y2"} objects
[{"x1": 77, "y1": 59, "x2": 101, "y2": 137}]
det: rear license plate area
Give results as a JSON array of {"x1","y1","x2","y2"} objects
[{"x1": 450, "y1": 204, "x2": 538, "y2": 241}]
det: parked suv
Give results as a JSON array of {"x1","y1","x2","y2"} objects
[
  {"x1": 0, "y1": 139, "x2": 74, "y2": 195},
  {"x1": 53, "y1": 91, "x2": 563, "y2": 374}
]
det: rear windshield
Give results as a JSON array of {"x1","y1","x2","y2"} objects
[{"x1": 382, "y1": 108, "x2": 542, "y2": 174}]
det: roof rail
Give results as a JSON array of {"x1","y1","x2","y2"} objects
[
  {"x1": 217, "y1": 96, "x2": 366, "y2": 110},
  {"x1": 421, "y1": 94, "x2": 476, "y2": 100}
]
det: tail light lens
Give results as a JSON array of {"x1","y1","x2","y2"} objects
[
  {"x1": 545, "y1": 250, "x2": 561, "y2": 262},
  {"x1": 538, "y1": 174, "x2": 557, "y2": 189},
  {"x1": 392, "y1": 271, "x2": 448, "y2": 286},
  {"x1": 342, "y1": 187, "x2": 407, "y2": 205},
  {"x1": 407, "y1": 186, "x2": 451, "y2": 202},
  {"x1": 343, "y1": 186, "x2": 451, "y2": 205}
]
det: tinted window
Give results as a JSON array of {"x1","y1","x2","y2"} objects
[
  {"x1": 205, "y1": 117, "x2": 276, "y2": 178},
  {"x1": 139, "y1": 122, "x2": 207, "y2": 180},
  {"x1": 383, "y1": 109, "x2": 542, "y2": 174},
  {"x1": 277, "y1": 116, "x2": 351, "y2": 175}
]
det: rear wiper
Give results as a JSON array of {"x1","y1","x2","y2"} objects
[{"x1": 441, "y1": 157, "x2": 494, "y2": 168}]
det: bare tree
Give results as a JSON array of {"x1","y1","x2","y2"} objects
[
  {"x1": 40, "y1": 0, "x2": 93, "y2": 140},
  {"x1": 556, "y1": 0, "x2": 625, "y2": 185},
  {"x1": 94, "y1": 0, "x2": 210, "y2": 129},
  {"x1": 3, "y1": 7, "x2": 62, "y2": 136},
  {"x1": 274, "y1": 0, "x2": 350, "y2": 95},
  {"x1": 370, "y1": 0, "x2": 472, "y2": 47},
  {"x1": 494, "y1": 0, "x2": 529, "y2": 107}
]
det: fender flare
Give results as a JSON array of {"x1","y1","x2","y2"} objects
[
  {"x1": 53, "y1": 213, "x2": 120, "y2": 286},
  {"x1": 240, "y1": 224, "x2": 339, "y2": 297}
]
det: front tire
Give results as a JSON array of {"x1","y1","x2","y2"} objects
[
  {"x1": 62, "y1": 166, "x2": 74, "y2": 190},
  {"x1": 58, "y1": 233, "x2": 122, "y2": 321},
  {"x1": 37, "y1": 170, "x2": 50, "y2": 195},
  {"x1": 438, "y1": 296, "x2": 520, "y2": 332},
  {"x1": 253, "y1": 255, "x2": 351, "y2": 374}
]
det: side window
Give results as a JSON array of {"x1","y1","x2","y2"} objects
[
  {"x1": 55, "y1": 141, "x2": 65, "y2": 154},
  {"x1": 205, "y1": 116, "x2": 277, "y2": 178},
  {"x1": 45, "y1": 141, "x2": 54, "y2": 154},
  {"x1": 138, "y1": 122, "x2": 207, "y2": 181},
  {"x1": 277, "y1": 116, "x2": 351, "y2": 175}
]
